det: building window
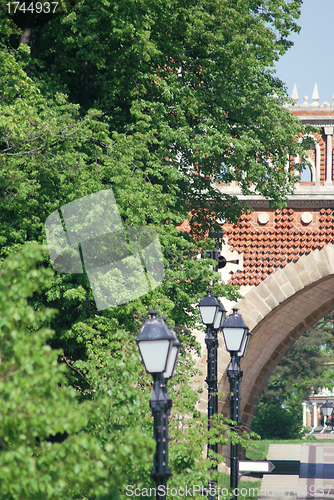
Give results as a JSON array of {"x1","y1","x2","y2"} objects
[{"x1": 300, "y1": 162, "x2": 312, "y2": 183}]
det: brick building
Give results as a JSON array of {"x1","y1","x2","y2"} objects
[
  {"x1": 191, "y1": 84, "x2": 334, "y2": 430},
  {"x1": 219, "y1": 83, "x2": 334, "y2": 292},
  {"x1": 303, "y1": 387, "x2": 334, "y2": 430}
]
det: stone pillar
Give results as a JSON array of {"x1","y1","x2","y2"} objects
[
  {"x1": 324, "y1": 126, "x2": 333, "y2": 185},
  {"x1": 307, "y1": 408, "x2": 312, "y2": 427},
  {"x1": 313, "y1": 402, "x2": 318, "y2": 427},
  {"x1": 302, "y1": 402, "x2": 307, "y2": 428}
]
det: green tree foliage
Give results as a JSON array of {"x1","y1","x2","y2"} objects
[
  {"x1": 0, "y1": 243, "x2": 156, "y2": 499},
  {"x1": 263, "y1": 328, "x2": 333, "y2": 404},
  {"x1": 3, "y1": 0, "x2": 311, "y2": 231},
  {"x1": 0, "y1": 0, "x2": 316, "y2": 495},
  {"x1": 0, "y1": 37, "x2": 243, "y2": 497},
  {"x1": 252, "y1": 400, "x2": 303, "y2": 440},
  {"x1": 252, "y1": 318, "x2": 334, "y2": 439}
]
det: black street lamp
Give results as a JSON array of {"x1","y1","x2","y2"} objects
[
  {"x1": 321, "y1": 400, "x2": 334, "y2": 428},
  {"x1": 221, "y1": 308, "x2": 251, "y2": 500},
  {"x1": 136, "y1": 311, "x2": 180, "y2": 500},
  {"x1": 198, "y1": 292, "x2": 226, "y2": 496}
]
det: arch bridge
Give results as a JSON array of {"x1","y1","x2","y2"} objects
[{"x1": 192, "y1": 84, "x2": 334, "y2": 428}]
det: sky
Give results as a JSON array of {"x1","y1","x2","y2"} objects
[{"x1": 274, "y1": 0, "x2": 334, "y2": 105}]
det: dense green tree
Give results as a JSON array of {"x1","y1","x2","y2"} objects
[
  {"x1": 0, "y1": 45, "x2": 244, "y2": 492},
  {"x1": 2, "y1": 0, "x2": 311, "y2": 231},
  {"x1": 0, "y1": 243, "x2": 157, "y2": 499},
  {"x1": 251, "y1": 400, "x2": 303, "y2": 440}
]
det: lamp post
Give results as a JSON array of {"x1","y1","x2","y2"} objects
[
  {"x1": 136, "y1": 311, "x2": 180, "y2": 500},
  {"x1": 221, "y1": 308, "x2": 251, "y2": 500},
  {"x1": 198, "y1": 292, "x2": 226, "y2": 496},
  {"x1": 212, "y1": 297, "x2": 227, "y2": 432},
  {"x1": 321, "y1": 400, "x2": 334, "y2": 429}
]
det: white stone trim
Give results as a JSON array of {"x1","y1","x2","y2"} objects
[
  {"x1": 298, "y1": 134, "x2": 321, "y2": 186},
  {"x1": 324, "y1": 126, "x2": 333, "y2": 185},
  {"x1": 313, "y1": 402, "x2": 318, "y2": 428},
  {"x1": 302, "y1": 402, "x2": 307, "y2": 427}
]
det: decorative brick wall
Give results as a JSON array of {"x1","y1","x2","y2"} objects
[{"x1": 223, "y1": 208, "x2": 334, "y2": 286}]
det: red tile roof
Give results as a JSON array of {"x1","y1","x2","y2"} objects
[{"x1": 222, "y1": 208, "x2": 334, "y2": 286}]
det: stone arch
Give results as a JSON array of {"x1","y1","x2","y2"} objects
[{"x1": 218, "y1": 243, "x2": 334, "y2": 429}]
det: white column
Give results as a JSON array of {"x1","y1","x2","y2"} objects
[
  {"x1": 315, "y1": 142, "x2": 321, "y2": 186},
  {"x1": 324, "y1": 126, "x2": 333, "y2": 185},
  {"x1": 302, "y1": 402, "x2": 307, "y2": 428},
  {"x1": 313, "y1": 402, "x2": 318, "y2": 427}
]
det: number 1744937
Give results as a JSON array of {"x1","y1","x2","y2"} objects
[{"x1": 6, "y1": 2, "x2": 58, "y2": 14}]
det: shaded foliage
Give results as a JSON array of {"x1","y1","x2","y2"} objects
[{"x1": 252, "y1": 399, "x2": 303, "y2": 440}]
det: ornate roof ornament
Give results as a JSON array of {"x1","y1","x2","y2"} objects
[
  {"x1": 311, "y1": 83, "x2": 320, "y2": 107},
  {"x1": 291, "y1": 83, "x2": 299, "y2": 104}
]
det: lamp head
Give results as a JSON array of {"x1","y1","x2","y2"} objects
[
  {"x1": 136, "y1": 311, "x2": 175, "y2": 374},
  {"x1": 198, "y1": 291, "x2": 219, "y2": 326},
  {"x1": 221, "y1": 308, "x2": 249, "y2": 355},
  {"x1": 321, "y1": 400, "x2": 334, "y2": 417}
]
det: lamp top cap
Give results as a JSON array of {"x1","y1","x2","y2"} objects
[
  {"x1": 136, "y1": 312, "x2": 174, "y2": 343},
  {"x1": 153, "y1": 315, "x2": 179, "y2": 342},
  {"x1": 148, "y1": 309, "x2": 159, "y2": 318},
  {"x1": 223, "y1": 307, "x2": 249, "y2": 330},
  {"x1": 321, "y1": 400, "x2": 334, "y2": 408},
  {"x1": 198, "y1": 291, "x2": 219, "y2": 307}
]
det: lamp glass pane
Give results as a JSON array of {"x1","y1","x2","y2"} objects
[
  {"x1": 138, "y1": 339, "x2": 170, "y2": 373},
  {"x1": 219, "y1": 311, "x2": 227, "y2": 329},
  {"x1": 200, "y1": 305, "x2": 217, "y2": 325},
  {"x1": 322, "y1": 405, "x2": 333, "y2": 417},
  {"x1": 238, "y1": 332, "x2": 249, "y2": 357},
  {"x1": 223, "y1": 327, "x2": 245, "y2": 352},
  {"x1": 164, "y1": 345, "x2": 179, "y2": 379},
  {"x1": 214, "y1": 309, "x2": 223, "y2": 330}
]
